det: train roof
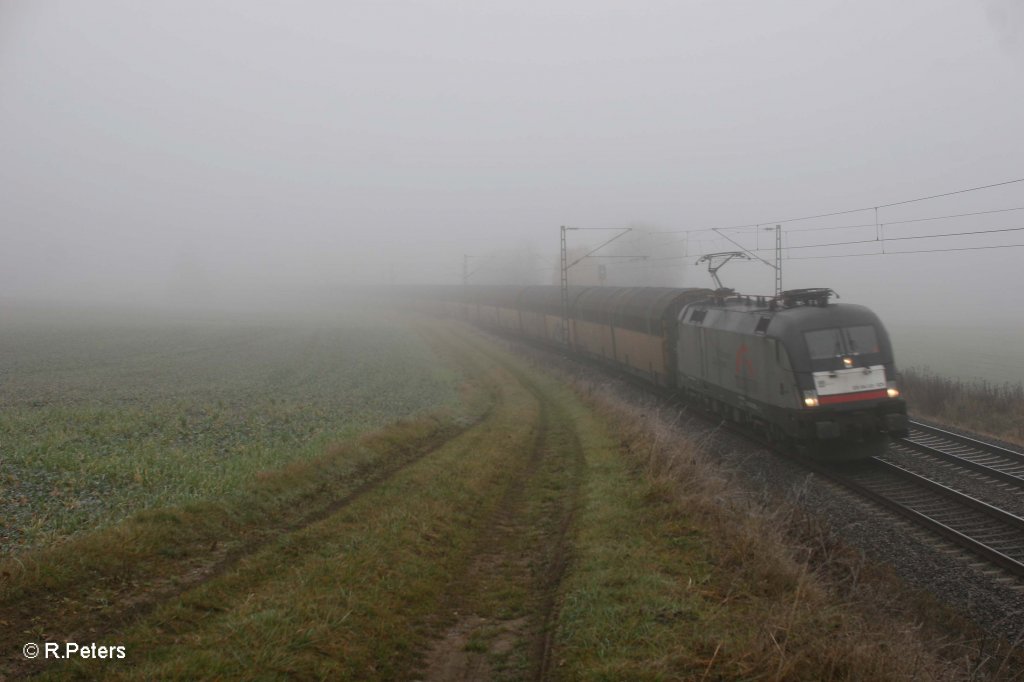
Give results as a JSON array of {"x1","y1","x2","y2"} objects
[
  {"x1": 518, "y1": 285, "x2": 589, "y2": 315},
  {"x1": 681, "y1": 296, "x2": 894, "y2": 372},
  {"x1": 459, "y1": 285, "x2": 714, "y2": 329},
  {"x1": 512, "y1": 286, "x2": 712, "y2": 331},
  {"x1": 573, "y1": 287, "x2": 710, "y2": 330}
]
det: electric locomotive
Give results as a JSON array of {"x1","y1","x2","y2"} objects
[{"x1": 677, "y1": 288, "x2": 908, "y2": 459}]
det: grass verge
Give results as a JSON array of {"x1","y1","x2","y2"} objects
[{"x1": 548, "y1": 369, "x2": 1022, "y2": 680}]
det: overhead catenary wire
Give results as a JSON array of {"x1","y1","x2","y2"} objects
[
  {"x1": 566, "y1": 228, "x2": 634, "y2": 269},
  {"x1": 497, "y1": 177, "x2": 1024, "y2": 288},
  {"x1": 737, "y1": 177, "x2": 1024, "y2": 228},
  {"x1": 594, "y1": 178, "x2": 1024, "y2": 246},
  {"x1": 649, "y1": 241, "x2": 1024, "y2": 264},
  {"x1": 785, "y1": 243, "x2": 1024, "y2": 260},
  {"x1": 783, "y1": 206, "x2": 1024, "y2": 233},
  {"x1": 643, "y1": 204, "x2": 1024, "y2": 249},
  {"x1": 746, "y1": 225, "x2": 1024, "y2": 253}
]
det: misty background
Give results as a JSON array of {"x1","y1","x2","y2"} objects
[{"x1": 2, "y1": 1, "x2": 1023, "y2": 380}]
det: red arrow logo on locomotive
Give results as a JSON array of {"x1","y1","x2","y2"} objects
[{"x1": 735, "y1": 342, "x2": 756, "y2": 378}]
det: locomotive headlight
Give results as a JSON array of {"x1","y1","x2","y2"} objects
[
  {"x1": 842, "y1": 356, "x2": 854, "y2": 367},
  {"x1": 802, "y1": 390, "x2": 819, "y2": 408},
  {"x1": 886, "y1": 381, "x2": 900, "y2": 399}
]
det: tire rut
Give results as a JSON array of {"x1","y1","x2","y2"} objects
[
  {"x1": 1, "y1": 420, "x2": 488, "y2": 680},
  {"x1": 418, "y1": 347, "x2": 585, "y2": 682}
]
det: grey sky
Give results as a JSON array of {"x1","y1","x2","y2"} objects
[{"x1": 2, "y1": 0, "x2": 1023, "y2": 327}]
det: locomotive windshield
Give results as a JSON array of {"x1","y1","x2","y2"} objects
[{"x1": 804, "y1": 325, "x2": 880, "y2": 359}]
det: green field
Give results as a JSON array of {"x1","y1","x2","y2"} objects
[{"x1": 0, "y1": 307, "x2": 457, "y2": 552}]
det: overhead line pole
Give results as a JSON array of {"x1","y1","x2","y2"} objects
[
  {"x1": 774, "y1": 225, "x2": 782, "y2": 297},
  {"x1": 560, "y1": 226, "x2": 633, "y2": 349},
  {"x1": 560, "y1": 226, "x2": 569, "y2": 346},
  {"x1": 462, "y1": 254, "x2": 469, "y2": 319}
]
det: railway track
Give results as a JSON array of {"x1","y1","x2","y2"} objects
[
  {"x1": 741, "y1": 417, "x2": 1024, "y2": 580},
  {"x1": 888, "y1": 421, "x2": 1024, "y2": 487},
  {"x1": 795, "y1": 423, "x2": 1024, "y2": 580},
  {"x1": 800, "y1": 455, "x2": 1024, "y2": 578}
]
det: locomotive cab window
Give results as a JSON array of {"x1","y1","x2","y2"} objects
[
  {"x1": 804, "y1": 326, "x2": 880, "y2": 359},
  {"x1": 690, "y1": 309, "x2": 707, "y2": 323},
  {"x1": 805, "y1": 329, "x2": 843, "y2": 360},
  {"x1": 842, "y1": 325, "x2": 879, "y2": 354},
  {"x1": 754, "y1": 317, "x2": 770, "y2": 334}
]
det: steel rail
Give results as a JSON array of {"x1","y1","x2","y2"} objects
[
  {"x1": 798, "y1": 456, "x2": 1024, "y2": 578},
  {"x1": 874, "y1": 458, "x2": 1024, "y2": 529},
  {"x1": 891, "y1": 437, "x2": 1024, "y2": 487},
  {"x1": 907, "y1": 420, "x2": 1024, "y2": 462},
  {"x1": 890, "y1": 421, "x2": 1024, "y2": 488}
]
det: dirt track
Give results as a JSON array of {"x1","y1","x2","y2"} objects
[{"x1": 419, "y1": 350, "x2": 585, "y2": 681}]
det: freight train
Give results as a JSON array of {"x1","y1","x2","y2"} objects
[{"x1": 414, "y1": 285, "x2": 908, "y2": 460}]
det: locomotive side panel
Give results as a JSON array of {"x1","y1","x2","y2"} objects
[{"x1": 678, "y1": 320, "x2": 796, "y2": 423}]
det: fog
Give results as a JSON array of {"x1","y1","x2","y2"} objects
[{"x1": 3, "y1": 1, "x2": 1024, "y2": 355}]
